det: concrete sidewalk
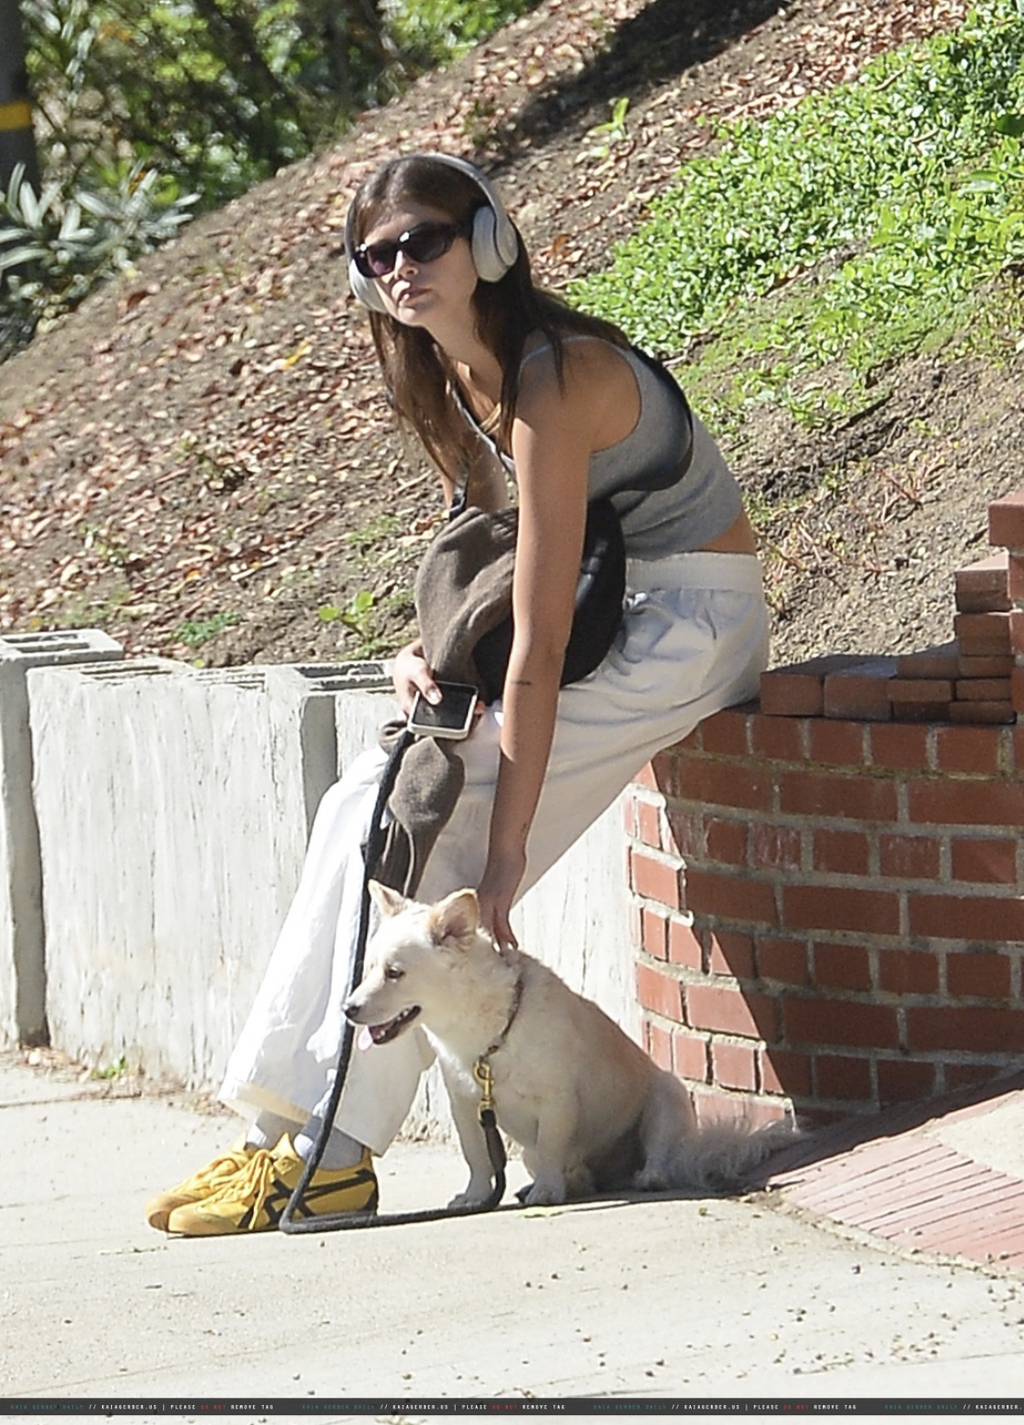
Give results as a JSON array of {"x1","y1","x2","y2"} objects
[{"x1": 4, "y1": 1048, "x2": 1024, "y2": 1409}]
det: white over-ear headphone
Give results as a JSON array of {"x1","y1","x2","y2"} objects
[{"x1": 345, "y1": 153, "x2": 519, "y2": 313}]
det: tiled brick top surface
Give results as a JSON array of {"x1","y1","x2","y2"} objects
[
  {"x1": 761, "y1": 493, "x2": 1024, "y2": 726},
  {"x1": 660, "y1": 702, "x2": 1024, "y2": 776},
  {"x1": 761, "y1": 641, "x2": 1020, "y2": 726},
  {"x1": 765, "y1": 1074, "x2": 1024, "y2": 1275}
]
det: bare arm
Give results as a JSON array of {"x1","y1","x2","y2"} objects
[{"x1": 475, "y1": 358, "x2": 594, "y2": 947}]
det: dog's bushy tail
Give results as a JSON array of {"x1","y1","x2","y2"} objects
[{"x1": 670, "y1": 1118, "x2": 798, "y2": 1193}]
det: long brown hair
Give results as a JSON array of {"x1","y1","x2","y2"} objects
[{"x1": 347, "y1": 155, "x2": 630, "y2": 485}]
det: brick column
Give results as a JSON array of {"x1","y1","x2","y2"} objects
[
  {"x1": 627, "y1": 489, "x2": 1024, "y2": 1128},
  {"x1": 629, "y1": 711, "x2": 1024, "y2": 1128},
  {"x1": 989, "y1": 494, "x2": 1024, "y2": 722}
]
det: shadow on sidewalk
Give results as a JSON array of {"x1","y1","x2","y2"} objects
[{"x1": 753, "y1": 1066, "x2": 1024, "y2": 1188}]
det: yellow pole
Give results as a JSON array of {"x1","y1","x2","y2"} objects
[
  {"x1": 0, "y1": 100, "x2": 33, "y2": 133},
  {"x1": 0, "y1": 1, "x2": 40, "y2": 191}
]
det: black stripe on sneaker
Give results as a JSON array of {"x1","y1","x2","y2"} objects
[
  {"x1": 300, "y1": 1169, "x2": 376, "y2": 1202},
  {"x1": 262, "y1": 1168, "x2": 377, "y2": 1225}
]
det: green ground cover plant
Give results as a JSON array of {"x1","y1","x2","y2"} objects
[
  {"x1": 573, "y1": 0, "x2": 1024, "y2": 434},
  {"x1": 176, "y1": 611, "x2": 242, "y2": 649}
]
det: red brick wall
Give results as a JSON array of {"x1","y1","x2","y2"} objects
[{"x1": 627, "y1": 492, "x2": 1024, "y2": 1127}]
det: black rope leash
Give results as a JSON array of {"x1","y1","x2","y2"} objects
[{"x1": 279, "y1": 729, "x2": 509, "y2": 1234}]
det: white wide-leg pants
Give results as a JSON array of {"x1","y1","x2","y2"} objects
[{"x1": 219, "y1": 552, "x2": 770, "y2": 1154}]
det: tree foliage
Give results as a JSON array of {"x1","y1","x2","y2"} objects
[
  {"x1": 1, "y1": 0, "x2": 537, "y2": 358},
  {"x1": 25, "y1": 0, "x2": 406, "y2": 209}
]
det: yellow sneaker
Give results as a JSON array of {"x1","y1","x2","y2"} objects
[
  {"x1": 145, "y1": 1139, "x2": 257, "y2": 1231},
  {"x1": 166, "y1": 1134, "x2": 377, "y2": 1236}
]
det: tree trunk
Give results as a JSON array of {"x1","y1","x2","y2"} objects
[
  {"x1": 0, "y1": 0, "x2": 40, "y2": 192},
  {"x1": 320, "y1": 0, "x2": 388, "y2": 108}
]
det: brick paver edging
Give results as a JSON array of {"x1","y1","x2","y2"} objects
[{"x1": 766, "y1": 1072, "x2": 1024, "y2": 1274}]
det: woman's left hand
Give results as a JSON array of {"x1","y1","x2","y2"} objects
[{"x1": 476, "y1": 847, "x2": 527, "y2": 952}]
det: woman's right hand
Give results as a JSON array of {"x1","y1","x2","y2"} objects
[{"x1": 391, "y1": 639, "x2": 441, "y2": 717}]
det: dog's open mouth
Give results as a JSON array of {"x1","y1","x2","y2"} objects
[{"x1": 367, "y1": 1005, "x2": 421, "y2": 1044}]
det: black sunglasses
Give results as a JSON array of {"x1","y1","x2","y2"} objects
[{"x1": 353, "y1": 220, "x2": 470, "y2": 280}]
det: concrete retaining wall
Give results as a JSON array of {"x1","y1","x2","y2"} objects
[
  {"x1": 29, "y1": 659, "x2": 363, "y2": 1083},
  {"x1": 19, "y1": 649, "x2": 632, "y2": 1143},
  {"x1": 0, "y1": 630, "x2": 122, "y2": 1047}
]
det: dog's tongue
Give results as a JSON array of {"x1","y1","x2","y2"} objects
[{"x1": 358, "y1": 1006, "x2": 421, "y2": 1048}]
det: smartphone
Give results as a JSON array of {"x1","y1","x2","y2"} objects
[{"x1": 406, "y1": 680, "x2": 479, "y2": 740}]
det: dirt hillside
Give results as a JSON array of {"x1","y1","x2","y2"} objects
[{"x1": 1, "y1": 0, "x2": 1012, "y2": 674}]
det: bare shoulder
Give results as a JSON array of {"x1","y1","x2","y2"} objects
[{"x1": 516, "y1": 336, "x2": 639, "y2": 446}]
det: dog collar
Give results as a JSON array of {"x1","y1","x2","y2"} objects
[
  {"x1": 472, "y1": 973, "x2": 524, "y2": 1119},
  {"x1": 484, "y1": 972, "x2": 524, "y2": 1060}
]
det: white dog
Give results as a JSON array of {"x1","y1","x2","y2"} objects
[{"x1": 344, "y1": 883, "x2": 793, "y2": 1208}]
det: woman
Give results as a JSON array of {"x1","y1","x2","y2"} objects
[{"x1": 145, "y1": 153, "x2": 768, "y2": 1236}]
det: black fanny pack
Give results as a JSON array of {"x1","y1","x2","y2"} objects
[{"x1": 465, "y1": 498, "x2": 626, "y2": 705}]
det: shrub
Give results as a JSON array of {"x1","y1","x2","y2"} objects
[{"x1": 0, "y1": 162, "x2": 197, "y2": 358}]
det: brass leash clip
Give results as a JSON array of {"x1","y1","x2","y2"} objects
[{"x1": 473, "y1": 1056, "x2": 495, "y2": 1117}]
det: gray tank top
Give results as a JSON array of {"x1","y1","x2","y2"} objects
[{"x1": 455, "y1": 336, "x2": 743, "y2": 557}]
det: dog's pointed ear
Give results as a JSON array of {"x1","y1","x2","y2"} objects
[
  {"x1": 428, "y1": 888, "x2": 480, "y2": 945},
  {"x1": 368, "y1": 881, "x2": 407, "y2": 918}
]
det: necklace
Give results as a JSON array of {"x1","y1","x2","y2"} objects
[
  {"x1": 450, "y1": 371, "x2": 502, "y2": 437},
  {"x1": 477, "y1": 401, "x2": 502, "y2": 436}
]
